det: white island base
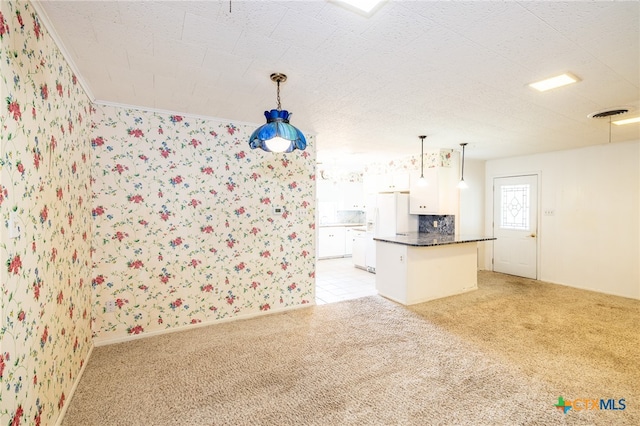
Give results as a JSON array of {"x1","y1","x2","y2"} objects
[{"x1": 375, "y1": 240, "x2": 478, "y2": 305}]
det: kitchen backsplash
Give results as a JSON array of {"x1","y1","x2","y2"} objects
[
  {"x1": 336, "y1": 210, "x2": 365, "y2": 224},
  {"x1": 419, "y1": 215, "x2": 455, "y2": 235}
]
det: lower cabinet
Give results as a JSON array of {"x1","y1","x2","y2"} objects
[
  {"x1": 318, "y1": 227, "x2": 347, "y2": 259},
  {"x1": 345, "y1": 228, "x2": 355, "y2": 255},
  {"x1": 318, "y1": 226, "x2": 368, "y2": 260},
  {"x1": 352, "y1": 236, "x2": 366, "y2": 268}
]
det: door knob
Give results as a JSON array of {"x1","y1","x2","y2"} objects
[{"x1": 529, "y1": 233, "x2": 536, "y2": 238}]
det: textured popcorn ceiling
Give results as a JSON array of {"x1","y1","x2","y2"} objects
[{"x1": 37, "y1": 0, "x2": 639, "y2": 167}]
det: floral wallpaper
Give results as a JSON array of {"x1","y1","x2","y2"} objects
[
  {"x1": 0, "y1": 0, "x2": 315, "y2": 422},
  {"x1": 91, "y1": 106, "x2": 316, "y2": 343},
  {"x1": 0, "y1": 1, "x2": 93, "y2": 425},
  {"x1": 317, "y1": 168, "x2": 362, "y2": 184},
  {"x1": 365, "y1": 148, "x2": 454, "y2": 175}
]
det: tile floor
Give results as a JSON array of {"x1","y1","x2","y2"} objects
[{"x1": 315, "y1": 257, "x2": 377, "y2": 305}]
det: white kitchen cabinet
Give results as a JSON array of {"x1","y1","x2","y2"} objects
[
  {"x1": 365, "y1": 233, "x2": 376, "y2": 272},
  {"x1": 352, "y1": 232, "x2": 367, "y2": 269},
  {"x1": 409, "y1": 167, "x2": 458, "y2": 215},
  {"x1": 346, "y1": 228, "x2": 366, "y2": 256},
  {"x1": 345, "y1": 228, "x2": 354, "y2": 255},
  {"x1": 363, "y1": 174, "x2": 378, "y2": 195},
  {"x1": 377, "y1": 172, "x2": 410, "y2": 193},
  {"x1": 318, "y1": 226, "x2": 347, "y2": 259},
  {"x1": 338, "y1": 182, "x2": 365, "y2": 210},
  {"x1": 318, "y1": 181, "x2": 365, "y2": 210},
  {"x1": 316, "y1": 179, "x2": 333, "y2": 202}
]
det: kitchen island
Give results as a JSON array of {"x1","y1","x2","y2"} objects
[{"x1": 374, "y1": 233, "x2": 496, "y2": 305}]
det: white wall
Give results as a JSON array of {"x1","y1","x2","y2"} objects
[
  {"x1": 459, "y1": 159, "x2": 488, "y2": 269},
  {"x1": 484, "y1": 140, "x2": 640, "y2": 300}
]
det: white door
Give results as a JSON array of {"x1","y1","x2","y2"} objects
[{"x1": 493, "y1": 175, "x2": 538, "y2": 279}]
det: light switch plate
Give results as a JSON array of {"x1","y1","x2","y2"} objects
[{"x1": 9, "y1": 211, "x2": 20, "y2": 238}]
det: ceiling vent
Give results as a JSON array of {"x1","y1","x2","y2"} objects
[
  {"x1": 588, "y1": 108, "x2": 629, "y2": 119},
  {"x1": 588, "y1": 107, "x2": 631, "y2": 144}
]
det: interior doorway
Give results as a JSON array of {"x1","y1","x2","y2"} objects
[
  {"x1": 315, "y1": 258, "x2": 376, "y2": 304},
  {"x1": 492, "y1": 174, "x2": 539, "y2": 279}
]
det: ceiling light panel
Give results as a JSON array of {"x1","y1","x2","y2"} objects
[
  {"x1": 612, "y1": 116, "x2": 640, "y2": 125},
  {"x1": 333, "y1": 0, "x2": 385, "y2": 15},
  {"x1": 529, "y1": 73, "x2": 580, "y2": 92}
]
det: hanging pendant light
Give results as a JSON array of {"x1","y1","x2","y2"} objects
[
  {"x1": 417, "y1": 135, "x2": 428, "y2": 187},
  {"x1": 457, "y1": 143, "x2": 468, "y2": 189},
  {"x1": 249, "y1": 73, "x2": 307, "y2": 153}
]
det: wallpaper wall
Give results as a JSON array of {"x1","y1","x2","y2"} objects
[
  {"x1": 91, "y1": 106, "x2": 316, "y2": 343},
  {"x1": 317, "y1": 168, "x2": 362, "y2": 184},
  {"x1": 364, "y1": 148, "x2": 454, "y2": 175},
  {"x1": 1, "y1": 0, "x2": 315, "y2": 422},
  {"x1": 0, "y1": 1, "x2": 94, "y2": 425}
]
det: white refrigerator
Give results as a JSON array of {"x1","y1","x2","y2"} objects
[
  {"x1": 365, "y1": 193, "x2": 418, "y2": 272},
  {"x1": 374, "y1": 193, "x2": 417, "y2": 236}
]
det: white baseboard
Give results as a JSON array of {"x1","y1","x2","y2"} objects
[
  {"x1": 93, "y1": 302, "x2": 315, "y2": 347},
  {"x1": 55, "y1": 342, "x2": 94, "y2": 426}
]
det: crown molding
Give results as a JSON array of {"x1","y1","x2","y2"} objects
[
  {"x1": 31, "y1": 0, "x2": 318, "y2": 138},
  {"x1": 30, "y1": 0, "x2": 96, "y2": 102},
  {"x1": 94, "y1": 99, "x2": 317, "y2": 136}
]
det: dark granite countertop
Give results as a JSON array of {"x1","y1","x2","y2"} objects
[{"x1": 373, "y1": 232, "x2": 496, "y2": 247}]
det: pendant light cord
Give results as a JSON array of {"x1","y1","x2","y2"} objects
[
  {"x1": 461, "y1": 145, "x2": 465, "y2": 180},
  {"x1": 419, "y1": 135, "x2": 426, "y2": 178},
  {"x1": 276, "y1": 80, "x2": 282, "y2": 110},
  {"x1": 420, "y1": 139, "x2": 424, "y2": 178},
  {"x1": 460, "y1": 143, "x2": 467, "y2": 181}
]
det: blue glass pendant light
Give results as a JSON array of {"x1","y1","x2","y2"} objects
[{"x1": 249, "y1": 73, "x2": 307, "y2": 153}]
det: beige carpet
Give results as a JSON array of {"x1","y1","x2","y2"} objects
[{"x1": 62, "y1": 272, "x2": 639, "y2": 425}]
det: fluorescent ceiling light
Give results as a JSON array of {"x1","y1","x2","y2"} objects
[
  {"x1": 612, "y1": 116, "x2": 640, "y2": 125},
  {"x1": 529, "y1": 73, "x2": 580, "y2": 92},
  {"x1": 335, "y1": 0, "x2": 385, "y2": 14}
]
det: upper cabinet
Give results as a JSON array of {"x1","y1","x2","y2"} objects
[
  {"x1": 339, "y1": 182, "x2": 365, "y2": 210},
  {"x1": 363, "y1": 174, "x2": 378, "y2": 194},
  {"x1": 317, "y1": 180, "x2": 365, "y2": 210},
  {"x1": 409, "y1": 167, "x2": 458, "y2": 215},
  {"x1": 360, "y1": 148, "x2": 459, "y2": 213},
  {"x1": 316, "y1": 179, "x2": 333, "y2": 201},
  {"x1": 377, "y1": 172, "x2": 410, "y2": 193}
]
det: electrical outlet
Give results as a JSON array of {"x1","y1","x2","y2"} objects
[
  {"x1": 105, "y1": 300, "x2": 116, "y2": 313},
  {"x1": 433, "y1": 220, "x2": 438, "y2": 227}
]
